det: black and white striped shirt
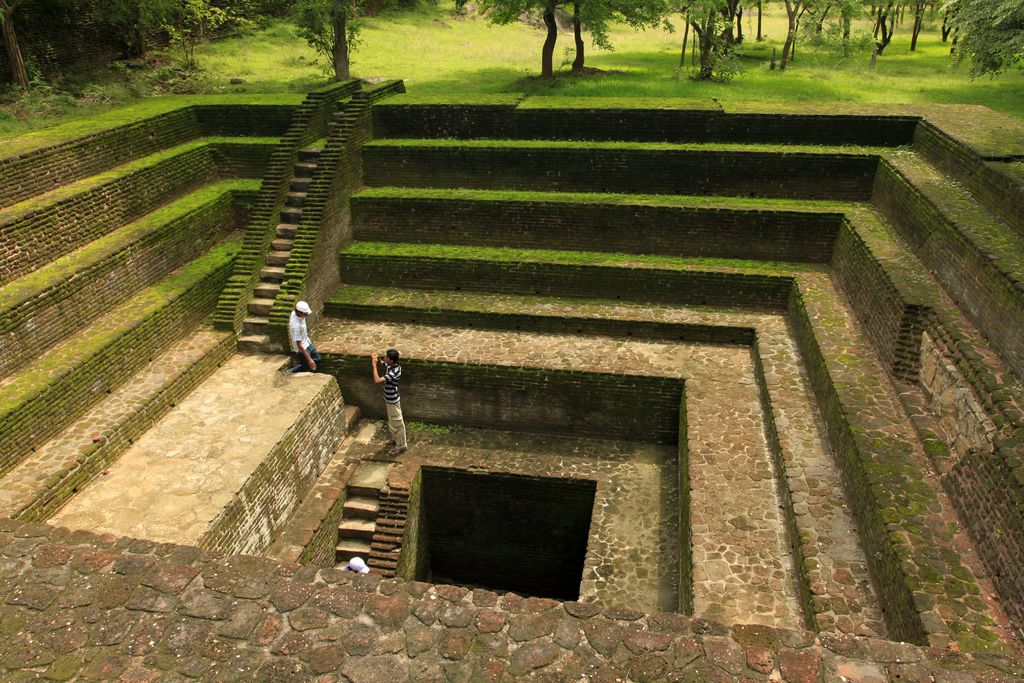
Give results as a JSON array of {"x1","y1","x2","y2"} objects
[{"x1": 383, "y1": 364, "x2": 402, "y2": 404}]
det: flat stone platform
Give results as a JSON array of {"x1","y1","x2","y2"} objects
[{"x1": 50, "y1": 355, "x2": 337, "y2": 547}]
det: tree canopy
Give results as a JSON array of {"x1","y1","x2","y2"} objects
[{"x1": 947, "y1": 0, "x2": 1024, "y2": 75}]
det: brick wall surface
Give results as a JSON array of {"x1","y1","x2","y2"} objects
[
  {"x1": 352, "y1": 195, "x2": 841, "y2": 263},
  {"x1": 322, "y1": 356, "x2": 684, "y2": 444},
  {"x1": 200, "y1": 379, "x2": 346, "y2": 556},
  {"x1": 338, "y1": 253, "x2": 795, "y2": 311},
  {"x1": 371, "y1": 103, "x2": 918, "y2": 146},
  {"x1": 361, "y1": 144, "x2": 879, "y2": 201}
]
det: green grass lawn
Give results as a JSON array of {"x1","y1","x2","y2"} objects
[{"x1": 2, "y1": 0, "x2": 1022, "y2": 139}]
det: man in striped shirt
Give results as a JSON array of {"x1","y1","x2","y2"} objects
[{"x1": 372, "y1": 349, "x2": 407, "y2": 455}]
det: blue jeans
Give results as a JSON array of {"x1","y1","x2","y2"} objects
[{"x1": 291, "y1": 343, "x2": 321, "y2": 372}]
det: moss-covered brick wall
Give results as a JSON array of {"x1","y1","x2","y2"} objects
[
  {"x1": 830, "y1": 219, "x2": 930, "y2": 382},
  {"x1": 0, "y1": 184, "x2": 254, "y2": 379},
  {"x1": 786, "y1": 287, "x2": 927, "y2": 644},
  {"x1": 676, "y1": 395, "x2": 693, "y2": 615},
  {"x1": 338, "y1": 252, "x2": 794, "y2": 311},
  {"x1": 206, "y1": 139, "x2": 278, "y2": 178},
  {"x1": 351, "y1": 193, "x2": 841, "y2": 263},
  {"x1": 371, "y1": 101, "x2": 918, "y2": 147},
  {"x1": 396, "y1": 468, "x2": 428, "y2": 581},
  {"x1": 192, "y1": 104, "x2": 297, "y2": 138},
  {"x1": 199, "y1": 378, "x2": 346, "y2": 556},
  {"x1": 0, "y1": 108, "x2": 200, "y2": 209},
  {"x1": 872, "y1": 161, "x2": 1024, "y2": 379},
  {"x1": 0, "y1": 139, "x2": 273, "y2": 285},
  {"x1": 913, "y1": 121, "x2": 1024, "y2": 237},
  {"x1": 321, "y1": 356, "x2": 684, "y2": 445},
  {"x1": 17, "y1": 333, "x2": 235, "y2": 523},
  {"x1": 361, "y1": 143, "x2": 879, "y2": 201},
  {"x1": 0, "y1": 239, "x2": 240, "y2": 478}
]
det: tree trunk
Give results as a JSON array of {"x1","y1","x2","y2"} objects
[
  {"x1": 542, "y1": 0, "x2": 557, "y2": 78},
  {"x1": 698, "y1": 33, "x2": 714, "y2": 79},
  {"x1": 780, "y1": 4, "x2": 797, "y2": 71},
  {"x1": 941, "y1": 12, "x2": 952, "y2": 42},
  {"x1": 736, "y1": 8, "x2": 743, "y2": 44},
  {"x1": 681, "y1": 16, "x2": 690, "y2": 67},
  {"x1": 572, "y1": 1, "x2": 584, "y2": 71},
  {"x1": 910, "y1": 4, "x2": 924, "y2": 51},
  {"x1": 757, "y1": 1, "x2": 763, "y2": 41},
  {"x1": 331, "y1": 10, "x2": 349, "y2": 81},
  {"x1": 2, "y1": 6, "x2": 29, "y2": 87}
]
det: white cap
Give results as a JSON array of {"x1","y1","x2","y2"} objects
[
  {"x1": 295, "y1": 301, "x2": 312, "y2": 314},
  {"x1": 342, "y1": 556, "x2": 370, "y2": 574}
]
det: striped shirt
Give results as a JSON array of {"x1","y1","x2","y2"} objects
[{"x1": 383, "y1": 364, "x2": 402, "y2": 404}]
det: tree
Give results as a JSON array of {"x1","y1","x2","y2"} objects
[
  {"x1": 291, "y1": 0, "x2": 368, "y2": 81},
  {"x1": 909, "y1": 0, "x2": 929, "y2": 51},
  {"x1": 680, "y1": 0, "x2": 729, "y2": 79},
  {"x1": 873, "y1": 1, "x2": 896, "y2": 54},
  {"x1": 163, "y1": 0, "x2": 230, "y2": 69},
  {"x1": 780, "y1": 0, "x2": 808, "y2": 69},
  {"x1": 944, "y1": 0, "x2": 1024, "y2": 74},
  {"x1": 98, "y1": 0, "x2": 176, "y2": 58},
  {"x1": 0, "y1": 0, "x2": 27, "y2": 87}
]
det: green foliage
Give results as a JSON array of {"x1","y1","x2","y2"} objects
[
  {"x1": 946, "y1": 0, "x2": 1024, "y2": 75},
  {"x1": 290, "y1": 0, "x2": 361, "y2": 79},
  {"x1": 163, "y1": 0, "x2": 234, "y2": 69}
]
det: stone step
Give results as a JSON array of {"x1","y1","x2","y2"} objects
[
  {"x1": 260, "y1": 266, "x2": 286, "y2": 282},
  {"x1": 343, "y1": 496, "x2": 380, "y2": 520},
  {"x1": 336, "y1": 540, "x2": 371, "y2": 564},
  {"x1": 254, "y1": 282, "x2": 280, "y2": 299},
  {"x1": 339, "y1": 519, "x2": 376, "y2": 541},
  {"x1": 280, "y1": 208, "x2": 302, "y2": 224},
  {"x1": 347, "y1": 482, "x2": 382, "y2": 498},
  {"x1": 237, "y1": 334, "x2": 271, "y2": 355},
  {"x1": 294, "y1": 162, "x2": 317, "y2": 178},
  {"x1": 242, "y1": 316, "x2": 269, "y2": 336},
  {"x1": 272, "y1": 238, "x2": 295, "y2": 251},
  {"x1": 298, "y1": 148, "x2": 322, "y2": 163},
  {"x1": 290, "y1": 177, "x2": 312, "y2": 193},
  {"x1": 267, "y1": 250, "x2": 291, "y2": 267},
  {"x1": 276, "y1": 224, "x2": 297, "y2": 239},
  {"x1": 247, "y1": 298, "x2": 275, "y2": 316},
  {"x1": 285, "y1": 192, "x2": 306, "y2": 208}
]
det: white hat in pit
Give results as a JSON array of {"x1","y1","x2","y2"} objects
[
  {"x1": 296, "y1": 301, "x2": 312, "y2": 314},
  {"x1": 342, "y1": 556, "x2": 370, "y2": 574}
]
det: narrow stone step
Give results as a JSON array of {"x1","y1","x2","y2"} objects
[
  {"x1": 343, "y1": 497, "x2": 380, "y2": 520},
  {"x1": 267, "y1": 250, "x2": 291, "y2": 267},
  {"x1": 237, "y1": 334, "x2": 270, "y2": 355},
  {"x1": 285, "y1": 192, "x2": 306, "y2": 208},
  {"x1": 347, "y1": 482, "x2": 382, "y2": 498},
  {"x1": 298, "y1": 148, "x2": 322, "y2": 162},
  {"x1": 294, "y1": 162, "x2": 317, "y2": 178},
  {"x1": 336, "y1": 540, "x2": 371, "y2": 564},
  {"x1": 242, "y1": 316, "x2": 269, "y2": 335},
  {"x1": 280, "y1": 208, "x2": 302, "y2": 224},
  {"x1": 254, "y1": 282, "x2": 280, "y2": 299},
  {"x1": 275, "y1": 224, "x2": 297, "y2": 239},
  {"x1": 339, "y1": 519, "x2": 376, "y2": 541},
  {"x1": 247, "y1": 298, "x2": 275, "y2": 316},
  {"x1": 290, "y1": 177, "x2": 312, "y2": 193},
  {"x1": 272, "y1": 238, "x2": 294, "y2": 251},
  {"x1": 260, "y1": 266, "x2": 286, "y2": 282}
]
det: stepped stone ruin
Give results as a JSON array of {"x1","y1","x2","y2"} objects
[{"x1": 0, "y1": 82, "x2": 1023, "y2": 681}]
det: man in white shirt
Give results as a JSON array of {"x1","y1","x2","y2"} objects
[{"x1": 289, "y1": 300, "x2": 320, "y2": 373}]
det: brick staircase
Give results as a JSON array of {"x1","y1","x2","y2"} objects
[
  {"x1": 367, "y1": 483, "x2": 410, "y2": 577},
  {"x1": 238, "y1": 146, "x2": 322, "y2": 353},
  {"x1": 335, "y1": 478, "x2": 381, "y2": 566}
]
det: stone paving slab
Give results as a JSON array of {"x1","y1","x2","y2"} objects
[
  {"x1": 1, "y1": 518, "x2": 1022, "y2": 682},
  {"x1": 49, "y1": 355, "x2": 334, "y2": 545},
  {"x1": 0, "y1": 328, "x2": 231, "y2": 520}
]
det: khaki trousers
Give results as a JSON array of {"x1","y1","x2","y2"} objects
[{"x1": 386, "y1": 401, "x2": 407, "y2": 449}]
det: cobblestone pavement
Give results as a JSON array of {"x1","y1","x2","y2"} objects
[
  {"x1": 0, "y1": 329, "x2": 230, "y2": 519},
  {"x1": 50, "y1": 355, "x2": 333, "y2": 545},
  {"x1": 320, "y1": 319, "x2": 812, "y2": 630},
  {"x1": 2, "y1": 519, "x2": 1021, "y2": 682},
  {"x1": 344, "y1": 426, "x2": 681, "y2": 613}
]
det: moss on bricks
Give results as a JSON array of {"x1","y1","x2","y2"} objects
[{"x1": 0, "y1": 237, "x2": 241, "y2": 476}]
